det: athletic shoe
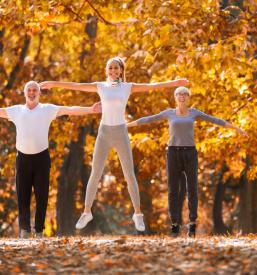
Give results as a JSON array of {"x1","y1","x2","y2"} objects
[
  {"x1": 35, "y1": 232, "x2": 43, "y2": 238},
  {"x1": 132, "y1": 213, "x2": 145, "y2": 232},
  {"x1": 187, "y1": 222, "x2": 196, "y2": 237},
  {"x1": 75, "y1": 212, "x2": 93, "y2": 229},
  {"x1": 171, "y1": 223, "x2": 180, "y2": 237},
  {"x1": 19, "y1": 229, "x2": 31, "y2": 239}
]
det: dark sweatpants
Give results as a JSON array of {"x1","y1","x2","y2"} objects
[
  {"x1": 167, "y1": 146, "x2": 198, "y2": 224},
  {"x1": 16, "y1": 149, "x2": 51, "y2": 233}
]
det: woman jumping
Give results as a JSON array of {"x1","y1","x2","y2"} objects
[
  {"x1": 128, "y1": 86, "x2": 247, "y2": 236},
  {"x1": 40, "y1": 57, "x2": 189, "y2": 232}
]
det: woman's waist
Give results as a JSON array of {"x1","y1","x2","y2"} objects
[{"x1": 99, "y1": 122, "x2": 127, "y2": 129}]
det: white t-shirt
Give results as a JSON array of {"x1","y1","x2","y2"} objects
[
  {"x1": 6, "y1": 103, "x2": 60, "y2": 154},
  {"x1": 96, "y1": 82, "x2": 132, "y2": 126}
]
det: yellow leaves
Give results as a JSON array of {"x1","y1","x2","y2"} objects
[
  {"x1": 207, "y1": 68, "x2": 216, "y2": 79},
  {"x1": 239, "y1": 85, "x2": 249, "y2": 95},
  {"x1": 201, "y1": 53, "x2": 211, "y2": 63},
  {"x1": 144, "y1": 52, "x2": 154, "y2": 64},
  {"x1": 143, "y1": 29, "x2": 152, "y2": 36}
]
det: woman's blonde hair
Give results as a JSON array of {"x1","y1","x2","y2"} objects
[{"x1": 106, "y1": 57, "x2": 126, "y2": 82}]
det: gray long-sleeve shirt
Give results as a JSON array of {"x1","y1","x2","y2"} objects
[{"x1": 136, "y1": 108, "x2": 226, "y2": 146}]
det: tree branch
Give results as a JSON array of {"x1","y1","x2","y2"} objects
[
  {"x1": 0, "y1": 28, "x2": 5, "y2": 56},
  {"x1": 85, "y1": 0, "x2": 116, "y2": 25},
  {"x1": 1, "y1": 34, "x2": 31, "y2": 93}
]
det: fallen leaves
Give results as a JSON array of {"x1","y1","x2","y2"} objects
[{"x1": 0, "y1": 236, "x2": 256, "y2": 274}]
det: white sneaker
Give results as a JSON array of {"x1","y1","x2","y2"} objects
[
  {"x1": 75, "y1": 212, "x2": 93, "y2": 229},
  {"x1": 132, "y1": 213, "x2": 145, "y2": 232}
]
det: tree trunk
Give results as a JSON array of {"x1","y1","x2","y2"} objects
[
  {"x1": 239, "y1": 156, "x2": 257, "y2": 233},
  {"x1": 56, "y1": 126, "x2": 88, "y2": 235},
  {"x1": 56, "y1": 14, "x2": 99, "y2": 235},
  {"x1": 2, "y1": 34, "x2": 31, "y2": 92},
  {"x1": 140, "y1": 178, "x2": 154, "y2": 234},
  {"x1": 213, "y1": 163, "x2": 231, "y2": 234}
]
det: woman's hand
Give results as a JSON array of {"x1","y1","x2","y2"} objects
[
  {"x1": 237, "y1": 127, "x2": 249, "y2": 138},
  {"x1": 225, "y1": 122, "x2": 248, "y2": 138},
  {"x1": 39, "y1": 81, "x2": 54, "y2": 89},
  {"x1": 175, "y1": 79, "x2": 190, "y2": 86},
  {"x1": 127, "y1": 121, "x2": 137, "y2": 127},
  {"x1": 92, "y1": 102, "x2": 102, "y2": 113}
]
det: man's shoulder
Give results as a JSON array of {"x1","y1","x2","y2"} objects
[
  {"x1": 6, "y1": 104, "x2": 24, "y2": 111},
  {"x1": 40, "y1": 103, "x2": 59, "y2": 109}
]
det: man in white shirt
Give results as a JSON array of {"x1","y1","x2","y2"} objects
[{"x1": 0, "y1": 81, "x2": 101, "y2": 238}]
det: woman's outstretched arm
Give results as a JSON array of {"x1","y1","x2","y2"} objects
[
  {"x1": 56, "y1": 102, "x2": 101, "y2": 117},
  {"x1": 40, "y1": 81, "x2": 98, "y2": 93},
  {"x1": 196, "y1": 110, "x2": 248, "y2": 137},
  {"x1": 127, "y1": 110, "x2": 169, "y2": 127},
  {"x1": 223, "y1": 122, "x2": 248, "y2": 137},
  {"x1": 131, "y1": 79, "x2": 189, "y2": 93}
]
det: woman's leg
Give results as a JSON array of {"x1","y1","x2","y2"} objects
[
  {"x1": 113, "y1": 126, "x2": 145, "y2": 231},
  {"x1": 84, "y1": 129, "x2": 110, "y2": 211},
  {"x1": 167, "y1": 147, "x2": 183, "y2": 224},
  {"x1": 114, "y1": 127, "x2": 141, "y2": 212},
  {"x1": 184, "y1": 149, "x2": 198, "y2": 223},
  {"x1": 76, "y1": 128, "x2": 110, "y2": 229}
]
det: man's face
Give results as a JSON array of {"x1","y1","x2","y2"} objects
[{"x1": 24, "y1": 84, "x2": 40, "y2": 104}]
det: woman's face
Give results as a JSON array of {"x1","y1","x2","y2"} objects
[
  {"x1": 175, "y1": 91, "x2": 190, "y2": 105},
  {"x1": 106, "y1": 60, "x2": 122, "y2": 82}
]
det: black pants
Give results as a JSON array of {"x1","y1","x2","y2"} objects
[
  {"x1": 167, "y1": 146, "x2": 198, "y2": 224},
  {"x1": 16, "y1": 149, "x2": 51, "y2": 233}
]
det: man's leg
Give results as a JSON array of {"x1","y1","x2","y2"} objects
[
  {"x1": 33, "y1": 150, "x2": 51, "y2": 233},
  {"x1": 16, "y1": 152, "x2": 33, "y2": 233}
]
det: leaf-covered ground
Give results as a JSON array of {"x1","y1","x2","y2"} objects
[{"x1": 0, "y1": 236, "x2": 257, "y2": 274}]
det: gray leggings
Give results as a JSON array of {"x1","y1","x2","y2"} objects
[{"x1": 85, "y1": 124, "x2": 141, "y2": 210}]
